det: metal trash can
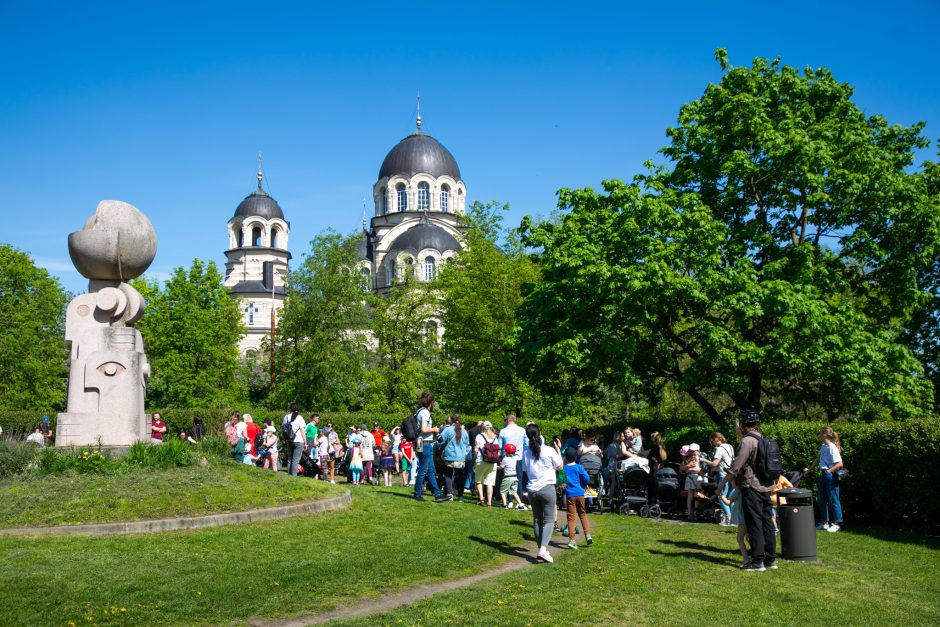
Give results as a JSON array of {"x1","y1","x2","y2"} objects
[{"x1": 777, "y1": 488, "x2": 817, "y2": 561}]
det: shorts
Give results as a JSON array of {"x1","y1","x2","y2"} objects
[
  {"x1": 381, "y1": 456, "x2": 395, "y2": 470},
  {"x1": 684, "y1": 473, "x2": 702, "y2": 491},
  {"x1": 475, "y1": 462, "x2": 497, "y2": 487},
  {"x1": 401, "y1": 458, "x2": 411, "y2": 471},
  {"x1": 500, "y1": 476, "x2": 518, "y2": 496}
]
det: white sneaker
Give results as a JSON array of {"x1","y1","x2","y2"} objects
[
  {"x1": 826, "y1": 523, "x2": 841, "y2": 533},
  {"x1": 537, "y1": 547, "x2": 554, "y2": 563},
  {"x1": 516, "y1": 504, "x2": 528, "y2": 511},
  {"x1": 816, "y1": 523, "x2": 830, "y2": 531},
  {"x1": 330, "y1": 480, "x2": 336, "y2": 484}
]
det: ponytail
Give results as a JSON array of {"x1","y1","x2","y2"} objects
[
  {"x1": 820, "y1": 426, "x2": 841, "y2": 451},
  {"x1": 526, "y1": 423, "x2": 542, "y2": 460},
  {"x1": 451, "y1": 414, "x2": 462, "y2": 444},
  {"x1": 290, "y1": 402, "x2": 299, "y2": 419}
]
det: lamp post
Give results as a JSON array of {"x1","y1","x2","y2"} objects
[{"x1": 269, "y1": 265, "x2": 286, "y2": 391}]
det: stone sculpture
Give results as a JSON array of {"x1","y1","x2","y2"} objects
[{"x1": 56, "y1": 201, "x2": 157, "y2": 447}]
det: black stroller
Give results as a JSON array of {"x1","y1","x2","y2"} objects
[
  {"x1": 616, "y1": 465, "x2": 653, "y2": 517},
  {"x1": 579, "y1": 453, "x2": 605, "y2": 513},
  {"x1": 298, "y1": 449, "x2": 322, "y2": 478},
  {"x1": 650, "y1": 466, "x2": 681, "y2": 517}
]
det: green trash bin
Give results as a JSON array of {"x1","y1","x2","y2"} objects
[{"x1": 777, "y1": 487, "x2": 817, "y2": 562}]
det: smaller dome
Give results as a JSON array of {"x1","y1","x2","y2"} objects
[
  {"x1": 234, "y1": 186, "x2": 284, "y2": 221},
  {"x1": 387, "y1": 223, "x2": 461, "y2": 256}
]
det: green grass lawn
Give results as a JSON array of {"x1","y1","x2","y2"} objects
[
  {"x1": 0, "y1": 462, "x2": 339, "y2": 527},
  {"x1": 1, "y1": 477, "x2": 938, "y2": 626}
]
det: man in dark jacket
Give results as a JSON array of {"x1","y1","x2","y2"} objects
[{"x1": 725, "y1": 409, "x2": 777, "y2": 572}]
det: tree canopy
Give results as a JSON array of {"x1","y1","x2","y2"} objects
[
  {"x1": 133, "y1": 259, "x2": 244, "y2": 407},
  {"x1": 0, "y1": 244, "x2": 69, "y2": 410},
  {"x1": 516, "y1": 52, "x2": 938, "y2": 423},
  {"x1": 273, "y1": 231, "x2": 371, "y2": 411}
]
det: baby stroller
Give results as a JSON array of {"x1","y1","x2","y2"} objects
[
  {"x1": 617, "y1": 462, "x2": 654, "y2": 517},
  {"x1": 298, "y1": 449, "x2": 322, "y2": 478},
  {"x1": 579, "y1": 453, "x2": 605, "y2": 514},
  {"x1": 651, "y1": 466, "x2": 681, "y2": 517}
]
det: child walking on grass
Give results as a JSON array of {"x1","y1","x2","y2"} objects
[
  {"x1": 563, "y1": 447, "x2": 593, "y2": 549},
  {"x1": 499, "y1": 444, "x2": 526, "y2": 510},
  {"x1": 720, "y1": 477, "x2": 751, "y2": 568},
  {"x1": 380, "y1": 441, "x2": 395, "y2": 487},
  {"x1": 350, "y1": 439, "x2": 363, "y2": 485}
]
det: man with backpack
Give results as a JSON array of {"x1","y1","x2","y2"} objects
[
  {"x1": 410, "y1": 391, "x2": 452, "y2": 503},
  {"x1": 725, "y1": 409, "x2": 779, "y2": 572}
]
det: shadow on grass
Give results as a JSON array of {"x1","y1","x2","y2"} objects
[
  {"x1": 844, "y1": 525, "x2": 940, "y2": 549},
  {"x1": 657, "y1": 539, "x2": 728, "y2": 554},
  {"x1": 469, "y1": 535, "x2": 539, "y2": 563},
  {"x1": 647, "y1": 549, "x2": 734, "y2": 566}
]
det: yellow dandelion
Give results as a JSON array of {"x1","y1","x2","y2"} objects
[
  {"x1": 120, "y1": 608, "x2": 126, "y2": 613},
  {"x1": 518, "y1": 584, "x2": 525, "y2": 589},
  {"x1": 68, "y1": 622, "x2": 76, "y2": 627},
  {"x1": 274, "y1": 582, "x2": 280, "y2": 587},
  {"x1": 497, "y1": 599, "x2": 504, "y2": 605},
  {"x1": 196, "y1": 591, "x2": 202, "y2": 596}
]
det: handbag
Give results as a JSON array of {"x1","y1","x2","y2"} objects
[{"x1": 835, "y1": 468, "x2": 849, "y2": 481}]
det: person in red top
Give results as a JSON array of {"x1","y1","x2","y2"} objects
[
  {"x1": 371, "y1": 422, "x2": 387, "y2": 454},
  {"x1": 151, "y1": 413, "x2": 167, "y2": 445},
  {"x1": 244, "y1": 414, "x2": 261, "y2": 454},
  {"x1": 400, "y1": 439, "x2": 414, "y2": 486}
]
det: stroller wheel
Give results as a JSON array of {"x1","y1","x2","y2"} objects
[
  {"x1": 713, "y1": 509, "x2": 724, "y2": 524},
  {"x1": 618, "y1": 503, "x2": 631, "y2": 516},
  {"x1": 649, "y1": 504, "x2": 662, "y2": 519},
  {"x1": 639, "y1": 504, "x2": 650, "y2": 518}
]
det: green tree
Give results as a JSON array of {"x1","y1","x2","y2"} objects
[
  {"x1": 517, "y1": 52, "x2": 937, "y2": 423},
  {"x1": 437, "y1": 201, "x2": 539, "y2": 415},
  {"x1": 363, "y1": 274, "x2": 441, "y2": 414},
  {"x1": 0, "y1": 244, "x2": 69, "y2": 410},
  {"x1": 133, "y1": 259, "x2": 245, "y2": 407},
  {"x1": 273, "y1": 231, "x2": 370, "y2": 411}
]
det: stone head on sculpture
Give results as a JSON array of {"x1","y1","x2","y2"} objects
[{"x1": 56, "y1": 200, "x2": 157, "y2": 448}]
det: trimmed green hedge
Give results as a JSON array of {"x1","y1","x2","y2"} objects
[{"x1": 0, "y1": 410, "x2": 57, "y2": 437}]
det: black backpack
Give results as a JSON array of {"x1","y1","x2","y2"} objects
[
  {"x1": 281, "y1": 416, "x2": 296, "y2": 442},
  {"x1": 746, "y1": 432, "x2": 782, "y2": 483},
  {"x1": 401, "y1": 411, "x2": 420, "y2": 442},
  {"x1": 253, "y1": 431, "x2": 265, "y2": 452}
]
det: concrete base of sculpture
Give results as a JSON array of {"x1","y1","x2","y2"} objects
[{"x1": 55, "y1": 412, "x2": 148, "y2": 448}]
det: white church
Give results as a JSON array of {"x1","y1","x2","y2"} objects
[{"x1": 223, "y1": 113, "x2": 468, "y2": 356}]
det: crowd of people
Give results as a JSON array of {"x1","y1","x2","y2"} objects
[{"x1": 61, "y1": 396, "x2": 842, "y2": 570}]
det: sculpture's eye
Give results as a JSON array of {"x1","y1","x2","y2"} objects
[{"x1": 97, "y1": 362, "x2": 126, "y2": 377}]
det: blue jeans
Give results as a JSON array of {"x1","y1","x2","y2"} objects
[
  {"x1": 818, "y1": 471, "x2": 843, "y2": 523},
  {"x1": 413, "y1": 446, "x2": 440, "y2": 498},
  {"x1": 464, "y1": 452, "x2": 475, "y2": 490},
  {"x1": 715, "y1": 471, "x2": 731, "y2": 519}
]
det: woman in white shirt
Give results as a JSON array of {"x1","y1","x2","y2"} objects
[
  {"x1": 522, "y1": 423, "x2": 564, "y2": 563},
  {"x1": 803, "y1": 426, "x2": 844, "y2": 532},
  {"x1": 703, "y1": 432, "x2": 735, "y2": 526}
]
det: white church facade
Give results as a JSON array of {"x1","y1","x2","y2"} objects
[{"x1": 225, "y1": 114, "x2": 467, "y2": 355}]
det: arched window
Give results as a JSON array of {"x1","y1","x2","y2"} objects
[
  {"x1": 440, "y1": 184, "x2": 450, "y2": 213},
  {"x1": 380, "y1": 188, "x2": 388, "y2": 215},
  {"x1": 397, "y1": 184, "x2": 408, "y2": 212},
  {"x1": 389, "y1": 260, "x2": 397, "y2": 284},
  {"x1": 252, "y1": 227, "x2": 262, "y2": 246},
  {"x1": 424, "y1": 256, "x2": 436, "y2": 281},
  {"x1": 237, "y1": 229, "x2": 244, "y2": 247},
  {"x1": 417, "y1": 182, "x2": 430, "y2": 211},
  {"x1": 271, "y1": 228, "x2": 279, "y2": 248},
  {"x1": 361, "y1": 267, "x2": 371, "y2": 292}
]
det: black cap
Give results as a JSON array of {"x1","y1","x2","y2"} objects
[{"x1": 738, "y1": 409, "x2": 760, "y2": 426}]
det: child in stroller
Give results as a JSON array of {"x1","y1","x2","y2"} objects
[{"x1": 616, "y1": 456, "x2": 653, "y2": 516}]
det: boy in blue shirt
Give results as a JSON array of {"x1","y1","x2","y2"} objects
[{"x1": 563, "y1": 447, "x2": 593, "y2": 549}]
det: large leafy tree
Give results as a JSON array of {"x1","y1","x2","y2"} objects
[
  {"x1": 517, "y1": 52, "x2": 937, "y2": 423},
  {"x1": 0, "y1": 244, "x2": 69, "y2": 410},
  {"x1": 133, "y1": 260, "x2": 244, "y2": 407},
  {"x1": 363, "y1": 274, "x2": 441, "y2": 414},
  {"x1": 438, "y1": 201, "x2": 539, "y2": 415},
  {"x1": 273, "y1": 231, "x2": 370, "y2": 410}
]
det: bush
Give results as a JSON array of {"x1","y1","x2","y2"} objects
[
  {"x1": 125, "y1": 438, "x2": 198, "y2": 469},
  {"x1": 0, "y1": 411, "x2": 56, "y2": 438},
  {"x1": 0, "y1": 440, "x2": 40, "y2": 478}
]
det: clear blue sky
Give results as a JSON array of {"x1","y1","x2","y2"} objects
[{"x1": 2, "y1": 1, "x2": 938, "y2": 294}]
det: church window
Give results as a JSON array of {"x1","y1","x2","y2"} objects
[
  {"x1": 361, "y1": 267, "x2": 371, "y2": 292},
  {"x1": 417, "y1": 182, "x2": 430, "y2": 211},
  {"x1": 397, "y1": 184, "x2": 408, "y2": 211},
  {"x1": 389, "y1": 260, "x2": 397, "y2": 284},
  {"x1": 237, "y1": 229, "x2": 244, "y2": 247},
  {"x1": 252, "y1": 227, "x2": 262, "y2": 246},
  {"x1": 243, "y1": 302, "x2": 259, "y2": 325},
  {"x1": 271, "y1": 228, "x2": 279, "y2": 248},
  {"x1": 424, "y1": 256, "x2": 436, "y2": 281},
  {"x1": 380, "y1": 188, "x2": 388, "y2": 215},
  {"x1": 440, "y1": 185, "x2": 450, "y2": 213}
]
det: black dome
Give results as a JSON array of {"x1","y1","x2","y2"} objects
[
  {"x1": 234, "y1": 187, "x2": 285, "y2": 221},
  {"x1": 379, "y1": 133, "x2": 461, "y2": 180},
  {"x1": 387, "y1": 223, "x2": 461, "y2": 255}
]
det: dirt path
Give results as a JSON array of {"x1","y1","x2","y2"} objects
[{"x1": 252, "y1": 538, "x2": 569, "y2": 626}]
